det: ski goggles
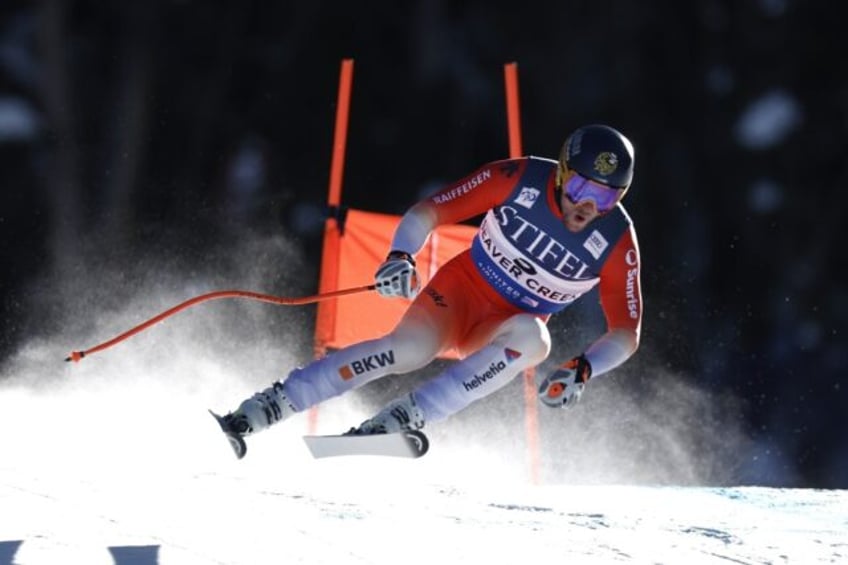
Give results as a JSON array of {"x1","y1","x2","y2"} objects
[{"x1": 560, "y1": 169, "x2": 625, "y2": 213}]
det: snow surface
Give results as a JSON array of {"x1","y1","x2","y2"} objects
[
  {"x1": 2, "y1": 354, "x2": 846, "y2": 564},
  {"x1": 1, "y1": 255, "x2": 845, "y2": 565}
]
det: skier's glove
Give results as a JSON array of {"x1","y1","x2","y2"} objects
[
  {"x1": 375, "y1": 251, "x2": 420, "y2": 299},
  {"x1": 538, "y1": 354, "x2": 592, "y2": 409}
]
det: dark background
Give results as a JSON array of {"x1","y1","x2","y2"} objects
[{"x1": 1, "y1": 1, "x2": 845, "y2": 487}]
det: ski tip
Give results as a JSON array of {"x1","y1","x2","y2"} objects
[
  {"x1": 209, "y1": 409, "x2": 247, "y2": 460},
  {"x1": 404, "y1": 430, "x2": 429, "y2": 457},
  {"x1": 228, "y1": 435, "x2": 248, "y2": 460}
]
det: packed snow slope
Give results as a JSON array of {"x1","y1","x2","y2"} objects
[{"x1": 1, "y1": 240, "x2": 845, "y2": 564}]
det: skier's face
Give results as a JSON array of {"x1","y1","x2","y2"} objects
[
  {"x1": 560, "y1": 189, "x2": 600, "y2": 232},
  {"x1": 557, "y1": 165, "x2": 625, "y2": 232}
]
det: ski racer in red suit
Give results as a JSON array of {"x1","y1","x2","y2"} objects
[{"x1": 219, "y1": 124, "x2": 643, "y2": 445}]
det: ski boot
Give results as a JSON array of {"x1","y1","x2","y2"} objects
[
  {"x1": 348, "y1": 392, "x2": 425, "y2": 435},
  {"x1": 212, "y1": 381, "x2": 296, "y2": 459}
]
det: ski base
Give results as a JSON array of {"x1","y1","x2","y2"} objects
[
  {"x1": 209, "y1": 409, "x2": 247, "y2": 460},
  {"x1": 303, "y1": 430, "x2": 429, "y2": 459}
]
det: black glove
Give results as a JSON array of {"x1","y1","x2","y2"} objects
[{"x1": 538, "y1": 354, "x2": 592, "y2": 409}]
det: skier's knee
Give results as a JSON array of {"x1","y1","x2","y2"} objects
[
  {"x1": 387, "y1": 325, "x2": 441, "y2": 372},
  {"x1": 495, "y1": 315, "x2": 551, "y2": 363}
]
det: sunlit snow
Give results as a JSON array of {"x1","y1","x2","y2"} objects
[
  {"x1": 1, "y1": 247, "x2": 845, "y2": 565},
  {"x1": 2, "y1": 380, "x2": 845, "y2": 565}
]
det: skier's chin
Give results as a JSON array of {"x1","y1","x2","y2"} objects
[{"x1": 564, "y1": 214, "x2": 589, "y2": 232}]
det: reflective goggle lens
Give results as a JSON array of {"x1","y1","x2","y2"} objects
[{"x1": 562, "y1": 172, "x2": 623, "y2": 212}]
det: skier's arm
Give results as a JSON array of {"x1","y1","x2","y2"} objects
[
  {"x1": 583, "y1": 227, "x2": 643, "y2": 377},
  {"x1": 537, "y1": 224, "x2": 643, "y2": 409},
  {"x1": 390, "y1": 160, "x2": 525, "y2": 255}
]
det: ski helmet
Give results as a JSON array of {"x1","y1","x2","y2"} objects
[{"x1": 559, "y1": 124, "x2": 635, "y2": 189}]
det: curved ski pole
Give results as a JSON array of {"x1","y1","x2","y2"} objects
[{"x1": 65, "y1": 284, "x2": 376, "y2": 363}]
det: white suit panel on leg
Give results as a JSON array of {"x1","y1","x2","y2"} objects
[
  {"x1": 283, "y1": 317, "x2": 442, "y2": 411},
  {"x1": 415, "y1": 315, "x2": 551, "y2": 422}
]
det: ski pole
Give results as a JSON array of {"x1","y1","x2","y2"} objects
[{"x1": 65, "y1": 284, "x2": 376, "y2": 363}]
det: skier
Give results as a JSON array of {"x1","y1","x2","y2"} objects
[{"x1": 218, "y1": 124, "x2": 643, "y2": 446}]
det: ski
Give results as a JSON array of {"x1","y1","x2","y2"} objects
[
  {"x1": 303, "y1": 430, "x2": 429, "y2": 459},
  {"x1": 209, "y1": 409, "x2": 247, "y2": 460}
]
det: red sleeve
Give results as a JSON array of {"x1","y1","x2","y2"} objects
[
  {"x1": 423, "y1": 159, "x2": 527, "y2": 226},
  {"x1": 598, "y1": 226, "x2": 643, "y2": 333}
]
